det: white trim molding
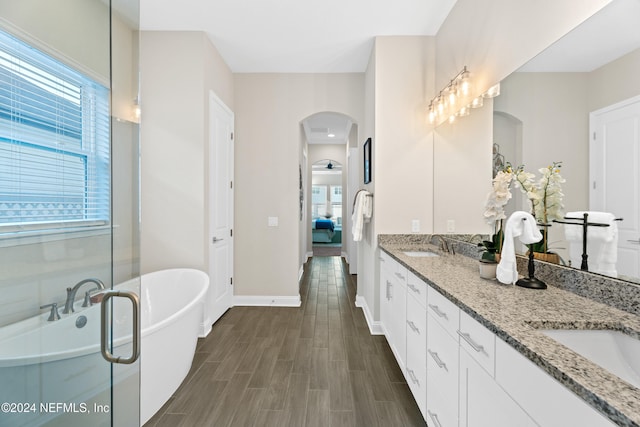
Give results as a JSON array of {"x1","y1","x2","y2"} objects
[
  {"x1": 234, "y1": 295, "x2": 302, "y2": 307},
  {"x1": 355, "y1": 295, "x2": 384, "y2": 335}
]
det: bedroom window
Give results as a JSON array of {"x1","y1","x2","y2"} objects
[{"x1": 0, "y1": 29, "x2": 110, "y2": 234}]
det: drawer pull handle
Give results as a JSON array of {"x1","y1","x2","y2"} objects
[
  {"x1": 386, "y1": 280, "x2": 392, "y2": 300},
  {"x1": 395, "y1": 272, "x2": 405, "y2": 280},
  {"x1": 406, "y1": 320, "x2": 420, "y2": 334},
  {"x1": 407, "y1": 283, "x2": 421, "y2": 294},
  {"x1": 458, "y1": 330, "x2": 486, "y2": 354},
  {"x1": 428, "y1": 304, "x2": 448, "y2": 319},
  {"x1": 407, "y1": 368, "x2": 420, "y2": 386},
  {"x1": 428, "y1": 410, "x2": 443, "y2": 427},
  {"x1": 428, "y1": 349, "x2": 448, "y2": 371}
]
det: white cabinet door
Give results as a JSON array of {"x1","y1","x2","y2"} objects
[
  {"x1": 391, "y1": 272, "x2": 407, "y2": 370},
  {"x1": 426, "y1": 312, "x2": 458, "y2": 427},
  {"x1": 379, "y1": 256, "x2": 393, "y2": 337},
  {"x1": 406, "y1": 293, "x2": 427, "y2": 418},
  {"x1": 459, "y1": 348, "x2": 536, "y2": 427}
]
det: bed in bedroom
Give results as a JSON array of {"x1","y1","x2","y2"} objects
[{"x1": 312, "y1": 218, "x2": 335, "y2": 243}]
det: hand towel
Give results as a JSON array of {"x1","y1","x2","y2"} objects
[
  {"x1": 352, "y1": 190, "x2": 372, "y2": 242},
  {"x1": 496, "y1": 211, "x2": 542, "y2": 284},
  {"x1": 563, "y1": 211, "x2": 618, "y2": 276}
]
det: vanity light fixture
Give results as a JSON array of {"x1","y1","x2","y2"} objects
[{"x1": 427, "y1": 66, "x2": 500, "y2": 126}]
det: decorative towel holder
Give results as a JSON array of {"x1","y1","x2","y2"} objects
[
  {"x1": 553, "y1": 214, "x2": 623, "y2": 271},
  {"x1": 517, "y1": 241, "x2": 548, "y2": 290}
]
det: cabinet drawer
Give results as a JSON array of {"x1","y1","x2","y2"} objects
[
  {"x1": 458, "y1": 310, "x2": 495, "y2": 377},
  {"x1": 406, "y1": 270, "x2": 427, "y2": 308},
  {"x1": 378, "y1": 251, "x2": 393, "y2": 274},
  {"x1": 427, "y1": 286, "x2": 459, "y2": 338},
  {"x1": 426, "y1": 314, "x2": 458, "y2": 427}
]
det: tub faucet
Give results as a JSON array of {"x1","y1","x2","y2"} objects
[{"x1": 63, "y1": 278, "x2": 105, "y2": 314}]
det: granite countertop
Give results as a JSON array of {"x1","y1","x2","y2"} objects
[{"x1": 379, "y1": 241, "x2": 640, "y2": 427}]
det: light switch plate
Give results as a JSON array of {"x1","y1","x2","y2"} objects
[{"x1": 268, "y1": 216, "x2": 278, "y2": 227}]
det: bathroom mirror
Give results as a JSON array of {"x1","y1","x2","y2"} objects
[{"x1": 492, "y1": 0, "x2": 640, "y2": 283}]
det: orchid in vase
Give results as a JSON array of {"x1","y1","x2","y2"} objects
[
  {"x1": 481, "y1": 166, "x2": 515, "y2": 262},
  {"x1": 513, "y1": 161, "x2": 565, "y2": 255}
]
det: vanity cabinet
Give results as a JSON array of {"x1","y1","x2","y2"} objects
[
  {"x1": 378, "y1": 248, "x2": 620, "y2": 427},
  {"x1": 495, "y1": 338, "x2": 616, "y2": 427},
  {"x1": 379, "y1": 252, "x2": 406, "y2": 370}
]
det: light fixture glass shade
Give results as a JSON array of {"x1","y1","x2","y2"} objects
[
  {"x1": 447, "y1": 83, "x2": 457, "y2": 109},
  {"x1": 484, "y1": 83, "x2": 501, "y2": 98},
  {"x1": 457, "y1": 105, "x2": 470, "y2": 117},
  {"x1": 428, "y1": 106, "x2": 436, "y2": 124},
  {"x1": 459, "y1": 70, "x2": 471, "y2": 97},
  {"x1": 470, "y1": 96, "x2": 484, "y2": 108}
]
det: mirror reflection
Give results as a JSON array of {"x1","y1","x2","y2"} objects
[{"x1": 493, "y1": 0, "x2": 640, "y2": 283}]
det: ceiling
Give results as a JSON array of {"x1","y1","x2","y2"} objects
[
  {"x1": 302, "y1": 112, "x2": 353, "y2": 145},
  {"x1": 140, "y1": 0, "x2": 457, "y2": 73},
  {"x1": 518, "y1": 0, "x2": 640, "y2": 72}
]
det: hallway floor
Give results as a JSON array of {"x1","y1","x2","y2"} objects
[{"x1": 144, "y1": 256, "x2": 426, "y2": 426}]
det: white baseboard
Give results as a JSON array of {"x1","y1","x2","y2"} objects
[
  {"x1": 298, "y1": 264, "x2": 304, "y2": 282},
  {"x1": 199, "y1": 322, "x2": 212, "y2": 338},
  {"x1": 306, "y1": 251, "x2": 313, "y2": 261},
  {"x1": 234, "y1": 295, "x2": 302, "y2": 307},
  {"x1": 354, "y1": 295, "x2": 384, "y2": 335}
]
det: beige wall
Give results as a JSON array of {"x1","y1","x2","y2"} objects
[
  {"x1": 140, "y1": 31, "x2": 234, "y2": 274},
  {"x1": 233, "y1": 73, "x2": 363, "y2": 299}
]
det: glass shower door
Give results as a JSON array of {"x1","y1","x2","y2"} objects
[{"x1": 0, "y1": 0, "x2": 141, "y2": 426}]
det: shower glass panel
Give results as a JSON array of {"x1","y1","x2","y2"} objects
[{"x1": 0, "y1": 1, "x2": 141, "y2": 426}]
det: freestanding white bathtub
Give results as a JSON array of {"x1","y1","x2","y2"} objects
[{"x1": 0, "y1": 268, "x2": 209, "y2": 426}]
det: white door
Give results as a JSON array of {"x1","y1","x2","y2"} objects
[
  {"x1": 590, "y1": 96, "x2": 640, "y2": 279},
  {"x1": 207, "y1": 91, "x2": 234, "y2": 330}
]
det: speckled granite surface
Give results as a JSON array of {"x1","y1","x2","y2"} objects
[{"x1": 378, "y1": 235, "x2": 640, "y2": 427}]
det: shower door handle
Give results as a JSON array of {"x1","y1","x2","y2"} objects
[{"x1": 100, "y1": 290, "x2": 140, "y2": 364}]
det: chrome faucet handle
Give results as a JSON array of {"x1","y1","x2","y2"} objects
[
  {"x1": 82, "y1": 288, "x2": 102, "y2": 307},
  {"x1": 40, "y1": 303, "x2": 61, "y2": 321}
]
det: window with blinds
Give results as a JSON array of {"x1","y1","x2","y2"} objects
[{"x1": 0, "y1": 29, "x2": 110, "y2": 233}]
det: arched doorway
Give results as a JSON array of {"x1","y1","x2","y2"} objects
[{"x1": 311, "y1": 159, "x2": 343, "y2": 256}]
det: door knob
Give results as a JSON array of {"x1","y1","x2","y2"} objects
[{"x1": 212, "y1": 237, "x2": 224, "y2": 243}]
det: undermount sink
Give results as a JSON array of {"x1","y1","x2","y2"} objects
[
  {"x1": 540, "y1": 329, "x2": 640, "y2": 388},
  {"x1": 402, "y1": 251, "x2": 439, "y2": 258}
]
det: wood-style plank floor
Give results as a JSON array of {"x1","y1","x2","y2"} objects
[{"x1": 144, "y1": 256, "x2": 426, "y2": 427}]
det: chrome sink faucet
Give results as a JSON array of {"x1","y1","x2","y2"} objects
[
  {"x1": 63, "y1": 278, "x2": 105, "y2": 314},
  {"x1": 432, "y1": 235, "x2": 450, "y2": 253}
]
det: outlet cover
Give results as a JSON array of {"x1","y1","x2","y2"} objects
[
  {"x1": 268, "y1": 216, "x2": 279, "y2": 227},
  {"x1": 446, "y1": 219, "x2": 455, "y2": 232},
  {"x1": 411, "y1": 220, "x2": 420, "y2": 233}
]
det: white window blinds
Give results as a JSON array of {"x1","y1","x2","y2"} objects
[{"x1": 0, "y1": 29, "x2": 110, "y2": 232}]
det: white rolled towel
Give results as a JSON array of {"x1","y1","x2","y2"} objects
[{"x1": 497, "y1": 211, "x2": 543, "y2": 285}]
